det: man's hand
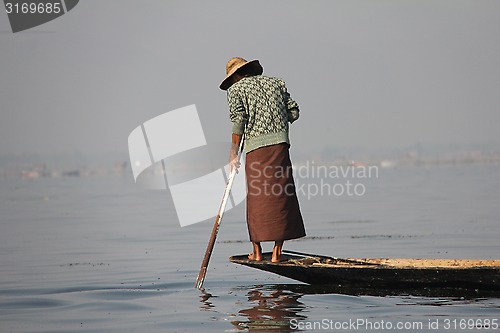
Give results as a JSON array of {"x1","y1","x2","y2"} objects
[
  {"x1": 229, "y1": 133, "x2": 242, "y2": 173},
  {"x1": 229, "y1": 145, "x2": 240, "y2": 173}
]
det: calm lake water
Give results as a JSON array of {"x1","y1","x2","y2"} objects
[{"x1": 1, "y1": 163, "x2": 499, "y2": 332}]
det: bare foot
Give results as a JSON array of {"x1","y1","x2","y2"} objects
[
  {"x1": 248, "y1": 252, "x2": 262, "y2": 261},
  {"x1": 248, "y1": 242, "x2": 262, "y2": 261},
  {"x1": 272, "y1": 240, "x2": 284, "y2": 262},
  {"x1": 271, "y1": 254, "x2": 284, "y2": 263}
]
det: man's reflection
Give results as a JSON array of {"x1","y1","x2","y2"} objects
[{"x1": 231, "y1": 286, "x2": 307, "y2": 332}]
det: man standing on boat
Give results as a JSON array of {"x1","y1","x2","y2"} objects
[{"x1": 220, "y1": 57, "x2": 306, "y2": 263}]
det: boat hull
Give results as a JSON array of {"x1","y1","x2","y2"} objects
[{"x1": 230, "y1": 252, "x2": 500, "y2": 294}]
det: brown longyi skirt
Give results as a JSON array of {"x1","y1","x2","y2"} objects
[{"x1": 245, "y1": 143, "x2": 306, "y2": 242}]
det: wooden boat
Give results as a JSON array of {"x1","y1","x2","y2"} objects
[{"x1": 230, "y1": 250, "x2": 500, "y2": 295}]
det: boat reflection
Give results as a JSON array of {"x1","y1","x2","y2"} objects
[{"x1": 230, "y1": 285, "x2": 307, "y2": 332}]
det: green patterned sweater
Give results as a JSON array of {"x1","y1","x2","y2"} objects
[{"x1": 227, "y1": 75, "x2": 300, "y2": 153}]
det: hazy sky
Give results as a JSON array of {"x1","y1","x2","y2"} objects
[{"x1": 1, "y1": 0, "x2": 499, "y2": 157}]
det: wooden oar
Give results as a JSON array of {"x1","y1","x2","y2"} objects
[{"x1": 195, "y1": 137, "x2": 244, "y2": 289}]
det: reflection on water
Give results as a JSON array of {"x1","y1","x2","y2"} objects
[
  {"x1": 199, "y1": 290, "x2": 216, "y2": 311},
  {"x1": 229, "y1": 285, "x2": 307, "y2": 332},
  {"x1": 199, "y1": 283, "x2": 500, "y2": 333}
]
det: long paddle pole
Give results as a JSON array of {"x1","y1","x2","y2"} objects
[{"x1": 195, "y1": 136, "x2": 244, "y2": 289}]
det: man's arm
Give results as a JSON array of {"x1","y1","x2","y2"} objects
[{"x1": 280, "y1": 80, "x2": 300, "y2": 123}]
